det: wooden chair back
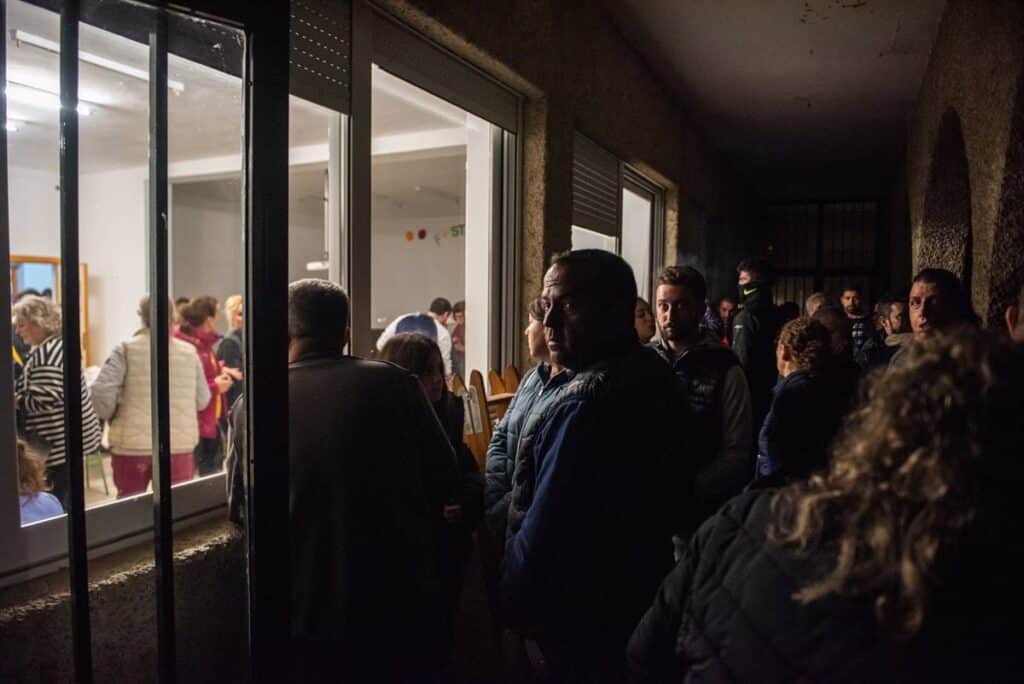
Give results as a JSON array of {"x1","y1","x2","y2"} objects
[
  {"x1": 503, "y1": 364, "x2": 521, "y2": 393},
  {"x1": 487, "y1": 368, "x2": 506, "y2": 396},
  {"x1": 465, "y1": 370, "x2": 493, "y2": 468}
]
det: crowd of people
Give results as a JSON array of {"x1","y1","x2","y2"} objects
[
  {"x1": 12, "y1": 290, "x2": 245, "y2": 523},
  {"x1": 12, "y1": 249, "x2": 1024, "y2": 680},
  {"x1": 215, "y1": 249, "x2": 1024, "y2": 682}
]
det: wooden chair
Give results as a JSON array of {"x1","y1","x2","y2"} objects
[
  {"x1": 487, "y1": 368, "x2": 506, "y2": 396},
  {"x1": 503, "y1": 364, "x2": 521, "y2": 393},
  {"x1": 465, "y1": 371, "x2": 494, "y2": 469}
]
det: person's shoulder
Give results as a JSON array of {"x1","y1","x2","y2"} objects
[{"x1": 170, "y1": 336, "x2": 197, "y2": 354}]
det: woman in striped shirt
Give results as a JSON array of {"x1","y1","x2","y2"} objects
[{"x1": 13, "y1": 295, "x2": 103, "y2": 507}]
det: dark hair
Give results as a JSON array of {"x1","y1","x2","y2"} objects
[
  {"x1": 379, "y1": 332, "x2": 442, "y2": 379},
  {"x1": 841, "y1": 281, "x2": 864, "y2": 295},
  {"x1": 550, "y1": 249, "x2": 637, "y2": 324},
  {"x1": 182, "y1": 296, "x2": 218, "y2": 327},
  {"x1": 528, "y1": 297, "x2": 545, "y2": 322},
  {"x1": 737, "y1": 257, "x2": 775, "y2": 285},
  {"x1": 912, "y1": 268, "x2": 977, "y2": 325},
  {"x1": 429, "y1": 297, "x2": 453, "y2": 316},
  {"x1": 452, "y1": 300, "x2": 465, "y2": 315},
  {"x1": 779, "y1": 301, "x2": 801, "y2": 322},
  {"x1": 174, "y1": 296, "x2": 191, "y2": 306},
  {"x1": 717, "y1": 296, "x2": 736, "y2": 307},
  {"x1": 658, "y1": 265, "x2": 707, "y2": 304},
  {"x1": 14, "y1": 288, "x2": 40, "y2": 301},
  {"x1": 288, "y1": 279, "x2": 349, "y2": 349},
  {"x1": 812, "y1": 305, "x2": 852, "y2": 354}
]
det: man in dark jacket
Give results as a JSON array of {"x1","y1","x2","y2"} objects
[
  {"x1": 502, "y1": 250, "x2": 691, "y2": 682},
  {"x1": 227, "y1": 279, "x2": 459, "y2": 681},
  {"x1": 651, "y1": 266, "x2": 752, "y2": 532},
  {"x1": 731, "y1": 257, "x2": 782, "y2": 435}
]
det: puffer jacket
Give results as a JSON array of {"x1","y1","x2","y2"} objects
[
  {"x1": 628, "y1": 489, "x2": 1024, "y2": 683},
  {"x1": 484, "y1": 363, "x2": 573, "y2": 533},
  {"x1": 502, "y1": 344, "x2": 694, "y2": 652}
]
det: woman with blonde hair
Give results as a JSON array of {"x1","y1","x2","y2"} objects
[
  {"x1": 629, "y1": 331, "x2": 1024, "y2": 681},
  {"x1": 13, "y1": 295, "x2": 102, "y2": 506}
]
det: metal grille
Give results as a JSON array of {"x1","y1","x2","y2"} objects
[
  {"x1": 572, "y1": 132, "x2": 621, "y2": 236},
  {"x1": 290, "y1": 0, "x2": 351, "y2": 113},
  {"x1": 767, "y1": 201, "x2": 880, "y2": 306}
]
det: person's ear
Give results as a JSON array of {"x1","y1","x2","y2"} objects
[{"x1": 1006, "y1": 305, "x2": 1019, "y2": 337}]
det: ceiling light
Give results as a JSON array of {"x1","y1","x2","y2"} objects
[
  {"x1": 6, "y1": 81, "x2": 95, "y2": 115},
  {"x1": 12, "y1": 30, "x2": 186, "y2": 93}
]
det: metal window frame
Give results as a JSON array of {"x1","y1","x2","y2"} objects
[
  {"x1": 0, "y1": 1, "x2": 291, "y2": 681},
  {"x1": 621, "y1": 164, "x2": 665, "y2": 304}
]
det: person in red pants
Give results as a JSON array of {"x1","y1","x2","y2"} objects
[{"x1": 91, "y1": 296, "x2": 212, "y2": 497}]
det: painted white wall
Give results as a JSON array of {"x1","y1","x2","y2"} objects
[
  {"x1": 370, "y1": 214, "x2": 466, "y2": 329},
  {"x1": 8, "y1": 166, "x2": 60, "y2": 257}
]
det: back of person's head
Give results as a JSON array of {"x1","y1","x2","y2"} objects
[
  {"x1": 428, "y1": 297, "x2": 453, "y2": 317},
  {"x1": 778, "y1": 317, "x2": 832, "y2": 371},
  {"x1": 550, "y1": 249, "x2": 637, "y2": 334},
  {"x1": 395, "y1": 313, "x2": 438, "y2": 341},
  {"x1": 225, "y1": 294, "x2": 243, "y2": 319},
  {"x1": 17, "y1": 439, "x2": 50, "y2": 498},
  {"x1": 811, "y1": 304, "x2": 851, "y2": 354},
  {"x1": 14, "y1": 288, "x2": 40, "y2": 302},
  {"x1": 770, "y1": 330, "x2": 1024, "y2": 638},
  {"x1": 658, "y1": 265, "x2": 708, "y2": 303},
  {"x1": 379, "y1": 332, "x2": 441, "y2": 378},
  {"x1": 779, "y1": 301, "x2": 801, "y2": 322},
  {"x1": 182, "y1": 296, "x2": 218, "y2": 328},
  {"x1": 288, "y1": 279, "x2": 349, "y2": 351},
  {"x1": 137, "y1": 295, "x2": 174, "y2": 330},
  {"x1": 736, "y1": 257, "x2": 775, "y2": 286},
  {"x1": 452, "y1": 300, "x2": 465, "y2": 315},
  {"x1": 805, "y1": 291, "x2": 834, "y2": 317}
]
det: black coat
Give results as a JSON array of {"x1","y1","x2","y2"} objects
[
  {"x1": 731, "y1": 287, "x2": 782, "y2": 431},
  {"x1": 628, "y1": 489, "x2": 1024, "y2": 683},
  {"x1": 230, "y1": 352, "x2": 459, "y2": 681}
]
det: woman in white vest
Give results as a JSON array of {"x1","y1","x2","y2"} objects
[{"x1": 91, "y1": 296, "x2": 211, "y2": 498}]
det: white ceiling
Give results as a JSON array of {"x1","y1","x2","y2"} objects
[{"x1": 605, "y1": 0, "x2": 947, "y2": 197}]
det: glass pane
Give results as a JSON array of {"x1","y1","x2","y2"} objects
[
  {"x1": 370, "y1": 65, "x2": 501, "y2": 381},
  {"x1": 621, "y1": 186, "x2": 653, "y2": 301},
  {"x1": 571, "y1": 225, "x2": 618, "y2": 253}
]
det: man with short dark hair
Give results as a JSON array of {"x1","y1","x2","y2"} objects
[
  {"x1": 652, "y1": 266, "x2": 752, "y2": 530},
  {"x1": 732, "y1": 257, "x2": 782, "y2": 436},
  {"x1": 228, "y1": 279, "x2": 458, "y2": 680},
  {"x1": 502, "y1": 250, "x2": 690, "y2": 681},
  {"x1": 855, "y1": 295, "x2": 909, "y2": 370},
  {"x1": 840, "y1": 283, "x2": 870, "y2": 352},
  {"x1": 891, "y1": 268, "x2": 975, "y2": 367},
  {"x1": 376, "y1": 296, "x2": 454, "y2": 374},
  {"x1": 717, "y1": 296, "x2": 737, "y2": 345},
  {"x1": 1006, "y1": 284, "x2": 1024, "y2": 343}
]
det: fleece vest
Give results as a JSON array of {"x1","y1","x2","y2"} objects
[{"x1": 107, "y1": 334, "x2": 201, "y2": 454}]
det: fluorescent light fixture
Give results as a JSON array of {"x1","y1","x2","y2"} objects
[
  {"x1": 5, "y1": 82, "x2": 94, "y2": 115},
  {"x1": 12, "y1": 30, "x2": 185, "y2": 93}
]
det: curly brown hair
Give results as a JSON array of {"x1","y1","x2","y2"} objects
[
  {"x1": 777, "y1": 317, "x2": 831, "y2": 370},
  {"x1": 768, "y1": 330, "x2": 1024, "y2": 638},
  {"x1": 18, "y1": 439, "x2": 51, "y2": 497}
]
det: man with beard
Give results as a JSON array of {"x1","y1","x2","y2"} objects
[
  {"x1": 652, "y1": 266, "x2": 752, "y2": 533},
  {"x1": 732, "y1": 257, "x2": 783, "y2": 437},
  {"x1": 840, "y1": 283, "x2": 870, "y2": 353}
]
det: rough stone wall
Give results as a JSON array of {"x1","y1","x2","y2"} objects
[
  {"x1": 0, "y1": 521, "x2": 248, "y2": 683},
  {"x1": 907, "y1": 0, "x2": 1024, "y2": 324},
  {"x1": 374, "y1": 0, "x2": 752, "y2": 360}
]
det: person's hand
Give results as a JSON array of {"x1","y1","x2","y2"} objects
[
  {"x1": 214, "y1": 373, "x2": 234, "y2": 394},
  {"x1": 443, "y1": 503, "x2": 463, "y2": 523},
  {"x1": 223, "y1": 366, "x2": 243, "y2": 381}
]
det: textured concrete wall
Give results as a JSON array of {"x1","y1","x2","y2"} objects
[
  {"x1": 373, "y1": 0, "x2": 752, "y2": 360},
  {"x1": 907, "y1": 0, "x2": 1024, "y2": 324},
  {"x1": 0, "y1": 521, "x2": 247, "y2": 683}
]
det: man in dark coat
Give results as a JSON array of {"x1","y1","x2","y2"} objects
[
  {"x1": 502, "y1": 250, "x2": 692, "y2": 682},
  {"x1": 227, "y1": 279, "x2": 459, "y2": 681},
  {"x1": 731, "y1": 257, "x2": 782, "y2": 436}
]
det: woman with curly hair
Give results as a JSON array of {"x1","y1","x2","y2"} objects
[
  {"x1": 753, "y1": 316, "x2": 843, "y2": 483},
  {"x1": 629, "y1": 330, "x2": 1024, "y2": 682}
]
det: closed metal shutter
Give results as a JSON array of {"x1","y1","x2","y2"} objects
[
  {"x1": 291, "y1": 0, "x2": 351, "y2": 113},
  {"x1": 572, "y1": 133, "x2": 621, "y2": 237}
]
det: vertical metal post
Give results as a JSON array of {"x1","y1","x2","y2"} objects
[
  {"x1": 58, "y1": 1, "x2": 92, "y2": 682},
  {"x1": 148, "y1": 11, "x2": 176, "y2": 683},
  {"x1": 349, "y1": 0, "x2": 372, "y2": 356},
  {"x1": 244, "y1": 4, "x2": 291, "y2": 681}
]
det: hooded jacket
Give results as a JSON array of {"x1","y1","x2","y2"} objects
[{"x1": 731, "y1": 285, "x2": 782, "y2": 431}]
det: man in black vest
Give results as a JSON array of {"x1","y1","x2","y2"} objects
[{"x1": 652, "y1": 266, "x2": 753, "y2": 532}]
